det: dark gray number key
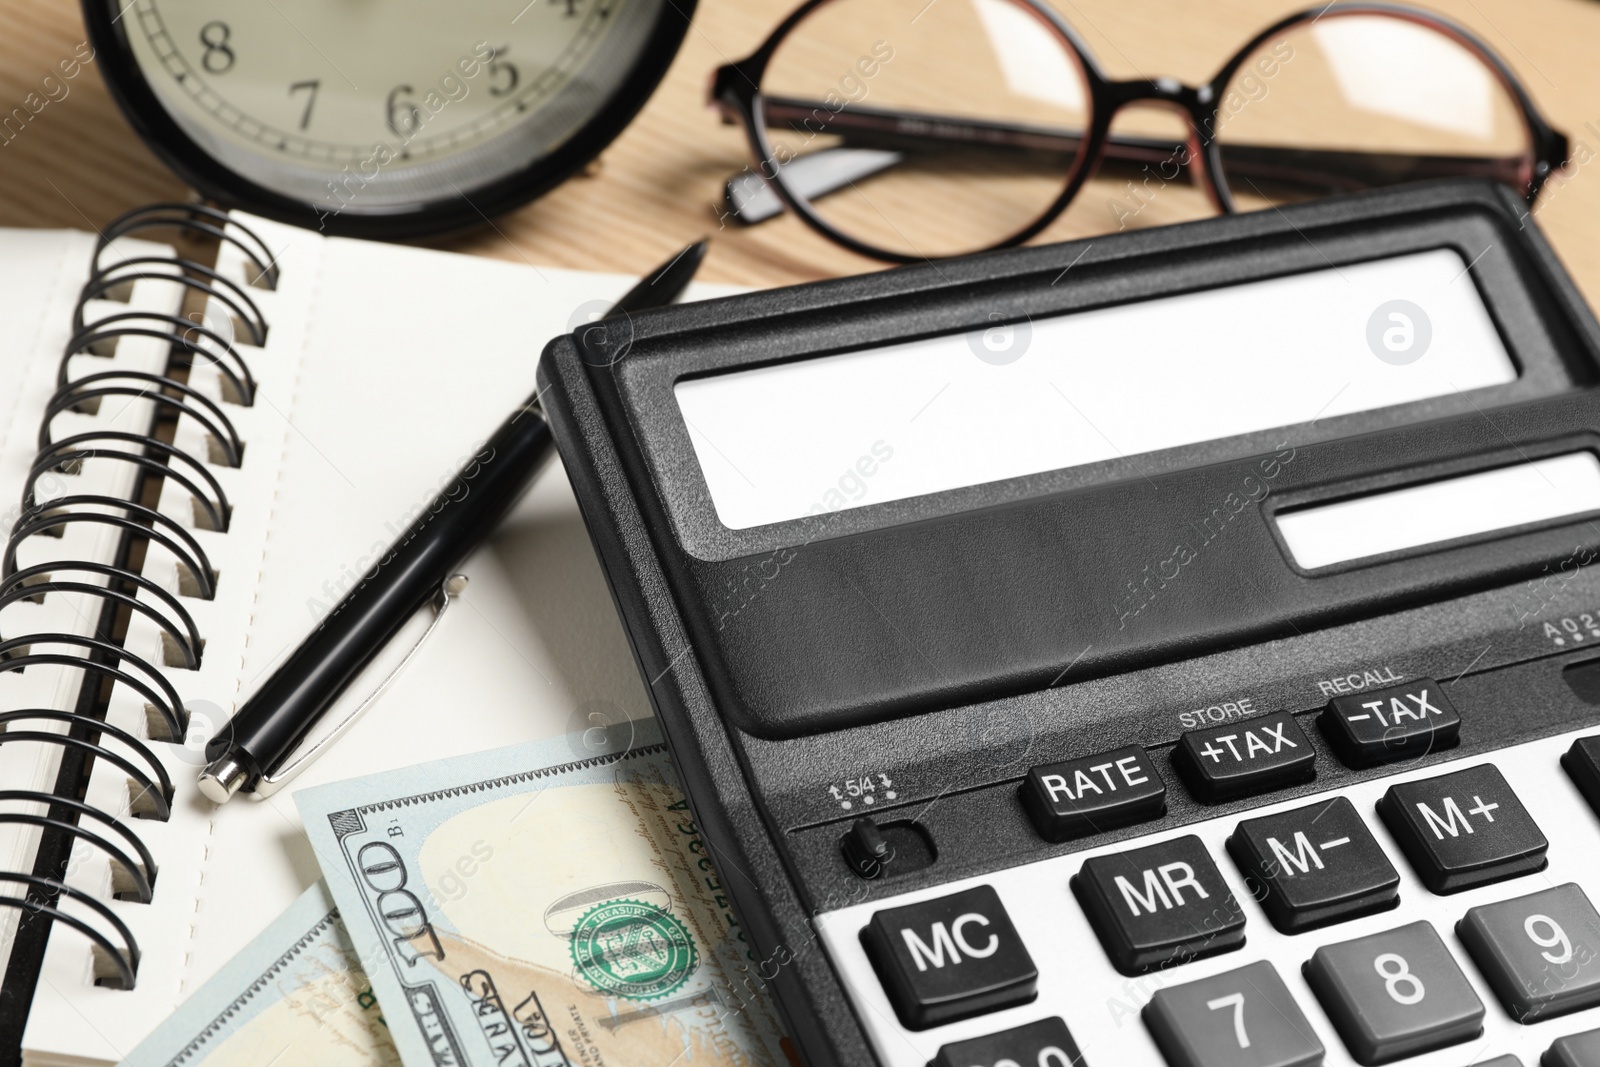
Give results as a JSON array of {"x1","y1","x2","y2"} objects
[
  {"x1": 1142, "y1": 959, "x2": 1323, "y2": 1067},
  {"x1": 930, "y1": 1017, "x2": 1084, "y2": 1067},
  {"x1": 1546, "y1": 1029, "x2": 1600, "y2": 1067},
  {"x1": 1304, "y1": 920, "x2": 1484, "y2": 1065},
  {"x1": 1459, "y1": 883, "x2": 1600, "y2": 1023}
]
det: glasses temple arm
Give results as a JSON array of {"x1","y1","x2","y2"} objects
[{"x1": 727, "y1": 96, "x2": 1532, "y2": 223}]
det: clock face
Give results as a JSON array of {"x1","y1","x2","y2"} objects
[{"x1": 101, "y1": 0, "x2": 680, "y2": 234}]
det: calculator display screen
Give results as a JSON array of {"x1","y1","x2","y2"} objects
[{"x1": 674, "y1": 249, "x2": 1515, "y2": 530}]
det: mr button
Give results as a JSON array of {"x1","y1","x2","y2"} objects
[
  {"x1": 1021, "y1": 745, "x2": 1166, "y2": 841},
  {"x1": 1175, "y1": 711, "x2": 1316, "y2": 802},
  {"x1": 1322, "y1": 678, "x2": 1461, "y2": 768},
  {"x1": 1073, "y1": 834, "x2": 1246, "y2": 974},
  {"x1": 1377, "y1": 764, "x2": 1548, "y2": 894},
  {"x1": 861, "y1": 885, "x2": 1037, "y2": 1029}
]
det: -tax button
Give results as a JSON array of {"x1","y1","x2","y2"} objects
[
  {"x1": 1175, "y1": 711, "x2": 1316, "y2": 802},
  {"x1": 861, "y1": 885, "x2": 1037, "y2": 1030},
  {"x1": 1322, "y1": 678, "x2": 1460, "y2": 767}
]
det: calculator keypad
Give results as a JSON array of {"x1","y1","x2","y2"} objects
[
  {"x1": 1143, "y1": 961, "x2": 1323, "y2": 1067},
  {"x1": 818, "y1": 725, "x2": 1600, "y2": 1067}
]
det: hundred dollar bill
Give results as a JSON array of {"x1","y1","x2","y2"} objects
[
  {"x1": 294, "y1": 718, "x2": 792, "y2": 1067},
  {"x1": 120, "y1": 881, "x2": 400, "y2": 1067}
]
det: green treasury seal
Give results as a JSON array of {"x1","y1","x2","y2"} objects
[{"x1": 570, "y1": 899, "x2": 699, "y2": 1000}]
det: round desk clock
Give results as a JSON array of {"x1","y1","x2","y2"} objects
[{"x1": 83, "y1": 0, "x2": 695, "y2": 238}]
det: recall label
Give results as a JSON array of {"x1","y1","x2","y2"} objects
[{"x1": 1315, "y1": 667, "x2": 1404, "y2": 698}]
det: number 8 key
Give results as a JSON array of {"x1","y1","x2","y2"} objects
[{"x1": 1304, "y1": 920, "x2": 1485, "y2": 1065}]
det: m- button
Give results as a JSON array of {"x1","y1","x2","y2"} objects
[
  {"x1": 1377, "y1": 764, "x2": 1547, "y2": 894},
  {"x1": 861, "y1": 885, "x2": 1038, "y2": 1029},
  {"x1": 1227, "y1": 795, "x2": 1401, "y2": 933},
  {"x1": 1322, "y1": 677, "x2": 1461, "y2": 767},
  {"x1": 1175, "y1": 711, "x2": 1316, "y2": 802}
]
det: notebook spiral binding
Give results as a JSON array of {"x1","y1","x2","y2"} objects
[{"x1": 0, "y1": 204, "x2": 277, "y2": 991}]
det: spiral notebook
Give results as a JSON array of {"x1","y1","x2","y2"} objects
[{"x1": 0, "y1": 208, "x2": 743, "y2": 1066}]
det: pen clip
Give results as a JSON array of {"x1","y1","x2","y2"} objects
[{"x1": 252, "y1": 574, "x2": 468, "y2": 798}]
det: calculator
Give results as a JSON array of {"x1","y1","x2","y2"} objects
[{"x1": 538, "y1": 178, "x2": 1600, "y2": 1067}]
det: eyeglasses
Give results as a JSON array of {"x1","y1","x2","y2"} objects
[{"x1": 709, "y1": 1, "x2": 1568, "y2": 263}]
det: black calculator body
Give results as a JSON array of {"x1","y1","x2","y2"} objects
[{"x1": 538, "y1": 179, "x2": 1600, "y2": 1067}]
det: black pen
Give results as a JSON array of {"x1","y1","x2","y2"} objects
[{"x1": 198, "y1": 238, "x2": 710, "y2": 803}]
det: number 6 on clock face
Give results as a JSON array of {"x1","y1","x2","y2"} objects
[{"x1": 85, "y1": 0, "x2": 695, "y2": 237}]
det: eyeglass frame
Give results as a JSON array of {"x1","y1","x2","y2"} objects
[{"x1": 709, "y1": 0, "x2": 1570, "y2": 264}]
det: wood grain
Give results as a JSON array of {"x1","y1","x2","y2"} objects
[{"x1": 1, "y1": 0, "x2": 1598, "y2": 294}]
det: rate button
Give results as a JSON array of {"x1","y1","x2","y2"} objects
[{"x1": 1020, "y1": 745, "x2": 1166, "y2": 842}]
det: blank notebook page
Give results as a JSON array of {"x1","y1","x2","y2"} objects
[{"x1": 21, "y1": 215, "x2": 746, "y2": 1065}]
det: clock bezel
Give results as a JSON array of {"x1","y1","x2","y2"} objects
[{"x1": 82, "y1": 0, "x2": 697, "y2": 239}]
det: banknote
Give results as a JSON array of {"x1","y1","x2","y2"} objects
[
  {"x1": 294, "y1": 718, "x2": 793, "y2": 1067},
  {"x1": 120, "y1": 881, "x2": 400, "y2": 1067}
]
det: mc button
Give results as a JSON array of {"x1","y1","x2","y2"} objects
[
  {"x1": 861, "y1": 885, "x2": 1037, "y2": 1030},
  {"x1": 1175, "y1": 711, "x2": 1316, "y2": 802}
]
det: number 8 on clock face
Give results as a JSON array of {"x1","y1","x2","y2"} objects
[{"x1": 85, "y1": 0, "x2": 695, "y2": 237}]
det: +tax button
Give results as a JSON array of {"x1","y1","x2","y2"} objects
[{"x1": 1175, "y1": 711, "x2": 1316, "y2": 803}]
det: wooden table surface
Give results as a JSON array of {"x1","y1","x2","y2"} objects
[{"x1": 4, "y1": 0, "x2": 1600, "y2": 294}]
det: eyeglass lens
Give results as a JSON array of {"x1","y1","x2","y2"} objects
[
  {"x1": 753, "y1": 1, "x2": 1536, "y2": 260},
  {"x1": 760, "y1": 0, "x2": 1094, "y2": 259}
]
